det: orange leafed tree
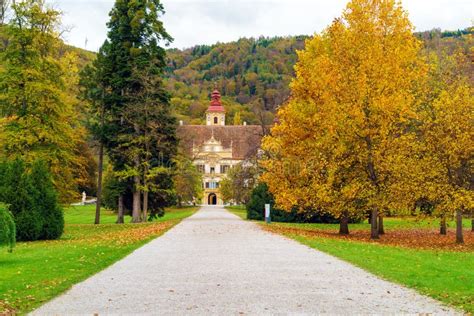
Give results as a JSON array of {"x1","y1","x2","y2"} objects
[{"x1": 262, "y1": 0, "x2": 428, "y2": 237}]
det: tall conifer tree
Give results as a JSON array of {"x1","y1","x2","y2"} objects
[{"x1": 81, "y1": 0, "x2": 177, "y2": 223}]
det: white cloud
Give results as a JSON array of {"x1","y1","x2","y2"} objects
[{"x1": 50, "y1": 0, "x2": 473, "y2": 51}]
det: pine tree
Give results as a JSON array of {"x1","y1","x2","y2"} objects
[{"x1": 83, "y1": 0, "x2": 177, "y2": 223}]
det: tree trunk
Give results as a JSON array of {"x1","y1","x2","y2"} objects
[
  {"x1": 132, "y1": 173, "x2": 141, "y2": 223},
  {"x1": 471, "y1": 211, "x2": 473, "y2": 232},
  {"x1": 131, "y1": 123, "x2": 141, "y2": 223},
  {"x1": 370, "y1": 208, "x2": 379, "y2": 239},
  {"x1": 94, "y1": 142, "x2": 104, "y2": 225},
  {"x1": 440, "y1": 217, "x2": 447, "y2": 235},
  {"x1": 456, "y1": 209, "x2": 464, "y2": 244},
  {"x1": 378, "y1": 214, "x2": 385, "y2": 235},
  {"x1": 339, "y1": 212, "x2": 350, "y2": 235},
  {"x1": 142, "y1": 190, "x2": 148, "y2": 222},
  {"x1": 116, "y1": 194, "x2": 124, "y2": 224}
]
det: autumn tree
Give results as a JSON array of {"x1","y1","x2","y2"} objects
[
  {"x1": 262, "y1": 0, "x2": 427, "y2": 238},
  {"x1": 172, "y1": 153, "x2": 202, "y2": 207},
  {"x1": 220, "y1": 163, "x2": 258, "y2": 205},
  {"x1": 415, "y1": 51, "x2": 474, "y2": 243},
  {"x1": 0, "y1": 0, "x2": 87, "y2": 201}
]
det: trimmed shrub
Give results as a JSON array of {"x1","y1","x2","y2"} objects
[
  {"x1": 15, "y1": 209, "x2": 42, "y2": 241},
  {"x1": 0, "y1": 159, "x2": 63, "y2": 241},
  {"x1": 0, "y1": 204, "x2": 16, "y2": 252},
  {"x1": 0, "y1": 160, "x2": 43, "y2": 241},
  {"x1": 30, "y1": 160, "x2": 64, "y2": 240}
]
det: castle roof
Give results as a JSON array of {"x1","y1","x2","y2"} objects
[
  {"x1": 207, "y1": 89, "x2": 225, "y2": 112},
  {"x1": 177, "y1": 125, "x2": 263, "y2": 160}
]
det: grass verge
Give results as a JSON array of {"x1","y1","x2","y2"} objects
[
  {"x1": 225, "y1": 205, "x2": 246, "y2": 220},
  {"x1": 0, "y1": 205, "x2": 197, "y2": 314}
]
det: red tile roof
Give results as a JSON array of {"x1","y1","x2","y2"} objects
[
  {"x1": 177, "y1": 125, "x2": 264, "y2": 160},
  {"x1": 207, "y1": 89, "x2": 225, "y2": 112}
]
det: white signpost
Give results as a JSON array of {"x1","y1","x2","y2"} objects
[{"x1": 265, "y1": 203, "x2": 271, "y2": 224}]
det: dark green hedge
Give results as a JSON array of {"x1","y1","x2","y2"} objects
[{"x1": 0, "y1": 160, "x2": 63, "y2": 241}]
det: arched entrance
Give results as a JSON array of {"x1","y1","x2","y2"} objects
[{"x1": 208, "y1": 193, "x2": 217, "y2": 205}]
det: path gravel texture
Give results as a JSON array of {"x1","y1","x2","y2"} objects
[{"x1": 32, "y1": 206, "x2": 457, "y2": 315}]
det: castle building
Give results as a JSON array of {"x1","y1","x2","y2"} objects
[{"x1": 177, "y1": 89, "x2": 263, "y2": 205}]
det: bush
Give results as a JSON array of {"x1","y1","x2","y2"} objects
[
  {"x1": 0, "y1": 159, "x2": 63, "y2": 241},
  {"x1": 0, "y1": 204, "x2": 16, "y2": 252},
  {"x1": 30, "y1": 160, "x2": 64, "y2": 240},
  {"x1": 247, "y1": 183, "x2": 298, "y2": 222},
  {"x1": 247, "y1": 183, "x2": 361, "y2": 223},
  {"x1": 15, "y1": 209, "x2": 42, "y2": 241}
]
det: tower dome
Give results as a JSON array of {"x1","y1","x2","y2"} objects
[
  {"x1": 206, "y1": 89, "x2": 226, "y2": 125},
  {"x1": 207, "y1": 89, "x2": 225, "y2": 112}
]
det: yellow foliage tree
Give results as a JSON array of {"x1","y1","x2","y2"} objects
[
  {"x1": 0, "y1": 1, "x2": 87, "y2": 202},
  {"x1": 262, "y1": 0, "x2": 428, "y2": 238},
  {"x1": 416, "y1": 50, "x2": 473, "y2": 243}
]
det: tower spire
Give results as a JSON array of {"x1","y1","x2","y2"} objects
[{"x1": 206, "y1": 87, "x2": 226, "y2": 126}]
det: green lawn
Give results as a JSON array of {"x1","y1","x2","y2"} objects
[
  {"x1": 0, "y1": 205, "x2": 197, "y2": 314},
  {"x1": 262, "y1": 224, "x2": 474, "y2": 313},
  {"x1": 225, "y1": 205, "x2": 246, "y2": 219}
]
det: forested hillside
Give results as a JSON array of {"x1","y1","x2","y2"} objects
[
  {"x1": 165, "y1": 36, "x2": 307, "y2": 125},
  {"x1": 165, "y1": 28, "x2": 472, "y2": 125}
]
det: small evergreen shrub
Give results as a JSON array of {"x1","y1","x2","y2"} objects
[
  {"x1": 30, "y1": 160, "x2": 64, "y2": 240},
  {"x1": 0, "y1": 204, "x2": 16, "y2": 252},
  {"x1": 0, "y1": 159, "x2": 63, "y2": 241},
  {"x1": 15, "y1": 209, "x2": 42, "y2": 241}
]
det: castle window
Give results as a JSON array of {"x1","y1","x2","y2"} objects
[
  {"x1": 220, "y1": 165, "x2": 230, "y2": 174},
  {"x1": 197, "y1": 165, "x2": 205, "y2": 173},
  {"x1": 207, "y1": 181, "x2": 218, "y2": 189},
  {"x1": 210, "y1": 167, "x2": 215, "y2": 174},
  {"x1": 214, "y1": 117, "x2": 218, "y2": 124}
]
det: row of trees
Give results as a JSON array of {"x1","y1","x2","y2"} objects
[
  {"x1": 261, "y1": 0, "x2": 473, "y2": 243},
  {"x1": 0, "y1": 0, "x2": 188, "y2": 230}
]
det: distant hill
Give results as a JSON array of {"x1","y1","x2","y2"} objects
[
  {"x1": 165, "y1": 28, "x2": 473, "y2": 125},
  {"x1": 165, "y1": 36, "x2": 308, "y2": 125}
]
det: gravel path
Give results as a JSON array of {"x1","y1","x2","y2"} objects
[{"x1": 32, "y1": 206, "x2": 457, "y2": 315}]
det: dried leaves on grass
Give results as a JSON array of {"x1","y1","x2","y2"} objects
[{"x1": 264, "y1": 225, "x2": 474, "y2": 252}]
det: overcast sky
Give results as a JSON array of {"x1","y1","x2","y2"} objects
[{"x1": 51, "y1": 0, "x2": 473, "y2": 52}]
